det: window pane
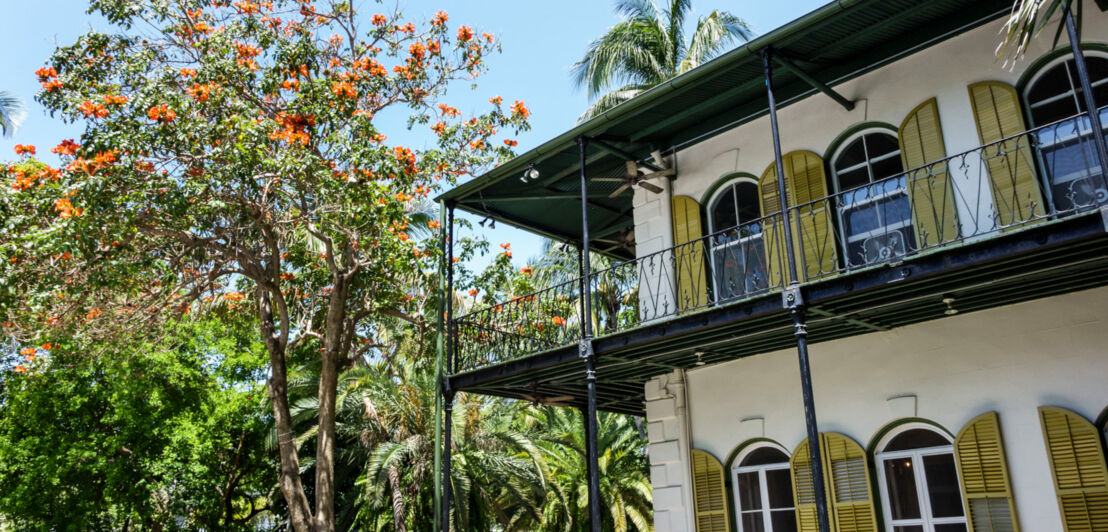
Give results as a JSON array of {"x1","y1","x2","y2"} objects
[
  {"x1": 835, "y1": 138, "x2": 867, "y2": 172},
  {"x1": 837, "y1": 167, "x2": 870, "y2": 191},
  {"x1": 923, "y1": 453, "x2": 965, "y2": 518},
  {"x1": 741, "y1": 511, "x2": 765, "y2": 532},
  {"x1": 871, "y1": 155, "x2": 904, "y2": 181},
  {"x1": 712, "y1": 187, "x2": 738, "y2": 232},
  {"x1": 883, "y1": 458, "x2": 922, "y2": 520},
  {"x1": 934, "y1": 525, "x2": 968, "y2": 532},
  {"x1": 845, "y1": 204, "x2": 880, "y2": 236},
  {"x1": 1032, "y1": 97, "x2": 1081, "y2": 125},
  {"x1": 865, "y1": 132, "x2": 900, "y2": 155},
  {"x1": 736, "y1": 182, "x2": 762, "y2": 224},
  {"x1": 741, "y1": 447, "x2": 789, "y2": 467},
  {"x1": 765, "y1": 468, "x2": 795, "y2": 508},
  {"x1": 893, "y1": 527, "x2": 924, "y2": 532},
  {"x1": 884, "y1": 429, "x2": 949, "y2": 451},
  {"x1": 770, "y1": 509, "x2": 798, "y2": 532},
  {"x1": 737, "y1": 471, "x2": 763, "y2": 510},
  {"x1": 1028, "y1": 63, "x2": 1073, "y2": 106}
]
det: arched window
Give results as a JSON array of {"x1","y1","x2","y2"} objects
[
  {"x1": 875, "y1": 425, "x2": 967, "y2": 532},
  {"x1": 1024, "y1": 52, "x2": 1108, "y2": 211},
  {"x1": 830, "y1": 129, "x2": 914, "y2": 267},
  {"x1": 731, "y1": 444, "x2": 796, "y2": 532},
  {"x1": 706, "y1": 177, "x2": 769, "y2": 300}
]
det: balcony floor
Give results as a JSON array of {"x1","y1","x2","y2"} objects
[{"x1": 448, "y1": 211, "x2": 1108, "y2": 415}]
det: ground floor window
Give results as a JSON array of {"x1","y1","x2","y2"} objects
[
  {"x1": 875, "y1": 428, "x2": 967, "y2": 532},
  {"x1": 732, "y1": 445, "x2": 797, "y2": 532}
]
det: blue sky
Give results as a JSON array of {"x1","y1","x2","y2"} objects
[{"x1": 0, "y1": 0, "x2": 826, "y2": 270}]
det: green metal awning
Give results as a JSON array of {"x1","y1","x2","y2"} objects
[{"x1": 438, "y1": 0, "x2": 1014, "y2": 257}]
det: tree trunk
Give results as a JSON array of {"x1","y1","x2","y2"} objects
[
  {"x1": 313, "y1": 280, "x2": 348, "y2": 532},
  {"x1": 388, "y1": 464, "x2": 407, "y2": 532},
  {"x1": 258, "y1": 290, "x2": 314, "y2": 531}
]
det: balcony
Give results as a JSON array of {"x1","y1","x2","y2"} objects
[{"x1": 446, "y1": 110, "x2": 1108, "y2": 412}]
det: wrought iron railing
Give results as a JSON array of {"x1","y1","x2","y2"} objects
[
  {"x1": 452, "y1": 276, "x2": 582, "y2": 372},
  {"x1": 449, "y1": 109, "x2": 1108, "y2": 373}
]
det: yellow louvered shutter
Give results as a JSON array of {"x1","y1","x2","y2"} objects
[
  {"x1": 822, "y1": 433, "x2": 878, "y2": 532},
  {"x1": 672, "y1": 195, "x2": 709, "y2": 311},
  {"x1": 1038, "y1": 406, "x2": 1108, "y2": 531},
  {"x1": 758, "y1": 151, "x2": 837, "y2": 286},
  {"x1": 954, "y1": 412, "x2": 1020, "y2": 532},
  {"x1": 691, "y1": 449, "x2": 731, "y2": 532},
  {"x1": 791, "y1": 439, "x2": 823, "y2": 532},
  {"x1": 899, "y1": 98, "x2": 960, "y2": 248},
  {"x1": 968, "y1": 82, "x2": 1044, "y2": 228}
]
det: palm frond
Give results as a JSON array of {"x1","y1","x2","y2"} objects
[
  {"x1": 572, "y1": 19, "x2": 669, "y2": 99},
  {"x1": 577, "y1": 84, "x2": 650, "y2": 123},
  {"x1": 682, "y1": 10, "x2": 752, "y2": 73},
  {"x1": 997, "y1": 0, "x2": 1072, "y2": 66},
  {"x1": 0, "y1": 91, "x2": 26, "y2": 139}
]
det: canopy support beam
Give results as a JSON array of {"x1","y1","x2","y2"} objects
[
  {"x1": 589, "y1": 137, "x2": 664, "y2": 172},
  {"x1": 773, "y1": 52, "x2": 856, "y2": 111}
]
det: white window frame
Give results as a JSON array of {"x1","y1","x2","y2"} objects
[
  {"x1": 730, "y1": 443, "x2": 795, "y2": 532},
  {"x1": 1023, "y1": 52, "x2": 1108, "y2": 210},
  {"x1": 706, "y1": 177, "x2": 767, "y2": 299},
  {"x1": 829, "y1": 128, "x2": 912, "y2": 267},
  {"x1": 874, "y1": 424, "x2": 967, "y2": 532}
]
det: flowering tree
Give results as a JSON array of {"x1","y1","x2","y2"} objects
[{"x1": 0, "y1": 1, "x2": 528, "y2": 529}]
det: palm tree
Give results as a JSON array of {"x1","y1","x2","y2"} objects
[
  {"x1": 518, "y1": 406, "x2": 653, "y2": 532},
  {"x1": 573, "y1": 0, "x2": 753, "y2": 120},
  {"x1": 998, "y1": 0, "x2": 1080, "y2": 65},
  {"x1": 0, "y1": 91, "x2": 25, "y2": 138}
]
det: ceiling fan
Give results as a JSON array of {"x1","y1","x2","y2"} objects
[
  {"x1": 520, "y1": 392, "x2": 575, "y2": 408},
  {"x1": 597, "y1": 226, "x2": 635, "y2": 254},
  {"x1": 596, "y1": 161, "x2": 674, "y2": 199}
]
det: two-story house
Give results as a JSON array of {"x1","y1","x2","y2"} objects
[{"x1": 435, "y1": 1, "x2": 1108, "y2": 531}]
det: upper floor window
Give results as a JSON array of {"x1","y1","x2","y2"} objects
[
  {"x1": 830, "y1": 130, "x2": 914, "y2": 267},
  {"x1": 1025, "y1": 53, "x2": 1108, "y2": 211},
  {"x1": 732, "y1": 445, "x2": 797, "y2": 532},
  {"x1": 708, "y1": 178, "x2": 763, "y2": 234},
  {"x1": 875, "y1": 427, "x2": 966, "y2": 532},
  {"x1": 707, "y1": 178, "x2": 769, "y2": 300}
]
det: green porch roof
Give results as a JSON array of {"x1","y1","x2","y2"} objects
[{"x1": 438, "y1": 0, "x2": 1013, "y2": 256}]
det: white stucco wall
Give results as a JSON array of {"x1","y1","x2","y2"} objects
[{"x1": 684, "y1": 285, "x2": 1108, "y2": 531}]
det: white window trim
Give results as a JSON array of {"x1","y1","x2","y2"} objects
[
  {"x1": 829, "y1": 129, "x2": 911, "y2": 266},
  {"x1": 1023, "y1": 51, "x2": 1108, "y2": 123},
  {"x1": 706, "y1": 176, "x2": 762, "y2": 235},
  {"x1": 1023, "y1": 52, "x2": 1108, "y2": 212},
  {"x1": 874, "y1": 424, "x2": 967, "y2": 532},
  {"x1": 730, "y1": 443, "x2": 794, "y2": 532}
]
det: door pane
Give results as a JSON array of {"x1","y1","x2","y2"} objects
[
  {"x1": 737, "y1": 471, "x2": 763, "y2": 510},
  {"x1": 893, "y1": 527, "x2": 924, "y2": 532},
  {"x1": 741, "y1": 511, "x2": 765, "y2": 532},
  {"x1": 922, "y1": 453, "x2": 965, "y2": 518},
  {"x1": 765, "y1": 468, "x2": 794, "y2": 508},
  {"x1": 883, "y1": 458, "x2": 922, "y2": 520},
  {"x1": 770, "y1": 509, "x2": 798, "y2": 532}
]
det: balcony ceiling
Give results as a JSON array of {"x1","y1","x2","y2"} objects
[{"x1": 437, "y1": 0, "x2": 1014, "y2": 258}]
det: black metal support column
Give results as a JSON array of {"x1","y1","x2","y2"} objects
[
  {"x1": 1064, "y1": 7, "x2": 1108, "y2": 179},
  {"x1": 763, "y1": 48, "x2": 832, "y2": 532},
  {"x1": 441, "y1": 203, "x2": 456, "y2": 532},
  {"x1": 577, "y1": 136, "x2": 602, "y2": 532}
]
